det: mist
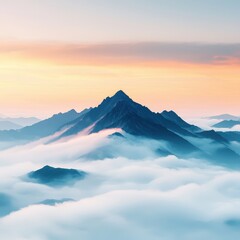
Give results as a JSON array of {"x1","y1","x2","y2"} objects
[{"x1": 0, "y1": 129, "x2": 240, "y2": 239}]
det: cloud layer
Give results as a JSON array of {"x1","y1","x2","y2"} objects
[
  {"x1": 0, "y1": 130, "x2": 240, "y2": 239},
  {"x1": 1, "y1": 41, "x2": 240, "y2": 66}
]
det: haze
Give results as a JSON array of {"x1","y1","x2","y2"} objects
[{"x1": 0, "y1": 0, "x2": 239, "y2": 118}]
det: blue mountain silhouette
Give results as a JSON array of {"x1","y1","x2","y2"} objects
[
  {"x1": 27, "y1": 165, "x2": 86, "y2": 186},
  {"x1": 0, "y1": 90, "x2": 239, "y2": 166},
  {"x1": 0, "y1": 109, "x2": 89, "y2": 140},
  {"x1": 213, "y1": 120, "x2": 240, "y2": 129}
]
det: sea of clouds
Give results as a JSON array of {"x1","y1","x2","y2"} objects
[{"x1": 0, "y1": 129, "x2": 240, "y2": 240}]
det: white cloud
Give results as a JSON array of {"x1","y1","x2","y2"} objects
[
  {"x1": 186, "y1": 117, "x2": 220, "y2": 130},
  {"x1": 0, "y1": 130, "x2": 240, "y2": 239}
]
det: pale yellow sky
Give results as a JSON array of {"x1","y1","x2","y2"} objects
[
  {"x1": 0, "y1": 1, "x2": 239, "y2": 118},
  {"x1": 0, "y1": 41, "x2": 239, "y2": 118}
]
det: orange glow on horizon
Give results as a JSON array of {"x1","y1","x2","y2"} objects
[{"x1": 0, "y1": 42, "x2": 239, "y2": 118}]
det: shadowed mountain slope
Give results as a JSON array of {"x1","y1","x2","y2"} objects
[
  {"x1": 0, "y1": 109, "x2": 86, "y2": 141},
  {"x1": 61, "y1": 90, "x2": 199, "y2": 139},
  {"x1": 90, "y1": 100, "x2": 199, "y2": 156},
  {"x1": 0, "y1": 90, "x2": 239, "y2": 166},
  {"x1": 197, "y1": 130, "x2": 229, "y2": 144},
  {"x1": 161, "y1": 110, "x2": 201, "y2": 132}
]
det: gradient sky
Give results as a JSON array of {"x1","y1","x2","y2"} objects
[{"x1": 0, "y1": 0, "x2": 239, "y2": 118}]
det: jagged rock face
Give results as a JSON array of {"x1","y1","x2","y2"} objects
[{"x1": 0, "y1": 90, "x2": 240, "y2": 165}]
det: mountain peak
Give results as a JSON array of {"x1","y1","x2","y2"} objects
[
  {"x1": 112, "y1": 90, "x2": 130, "y2": 99},
  {"x1": 67, "y1": 109, "x2": 78, "y2": 114}
]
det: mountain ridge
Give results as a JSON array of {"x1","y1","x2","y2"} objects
[
  {"x1": 213, "y1": 120, "x2": 240, "y2": 129},
  {"x1": 0, "y1": 90, "x2": 239, "y2": 166},
  {"x1": 208, "y1": 114, "x2": 240, "y2": 121}
]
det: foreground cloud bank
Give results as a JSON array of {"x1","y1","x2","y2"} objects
[{"x1": 0, "y1": 129, "x2": 240, "y2": 240}]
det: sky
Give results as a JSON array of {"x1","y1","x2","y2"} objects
[{"x1": 0, "y1": 0, "x2": 239, "y2": 118}]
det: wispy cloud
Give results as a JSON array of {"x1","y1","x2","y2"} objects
[{"x1": 1, "y1": 41, "x2": 240, "y2": 66}]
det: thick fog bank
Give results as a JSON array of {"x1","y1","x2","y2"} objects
[{"x1": 0, "y1": 130, "x2": 240, "y2": 239}]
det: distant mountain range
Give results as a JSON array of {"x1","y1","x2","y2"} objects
[
  {"x1": 0, "y1": 121, "x2": 22, "y2": 131},
  {"x1": 0, "y1": 109, "x2": 90, "y2": 140},
  {"x1": 207, "y1": 114, "x2": 240, "y2": 129},
  {"x1": 0, "y1": 90, "x2": 240, "y2": 167},
  {"x1": 208, "y1": 114, "x2": 240, "y2": 121},
  {"x1": 212, "y1": 120, "x2": 240, "y2": 129},
  {"x1": 0, "y1": 116, "x2": 40, "y2": 130}
]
